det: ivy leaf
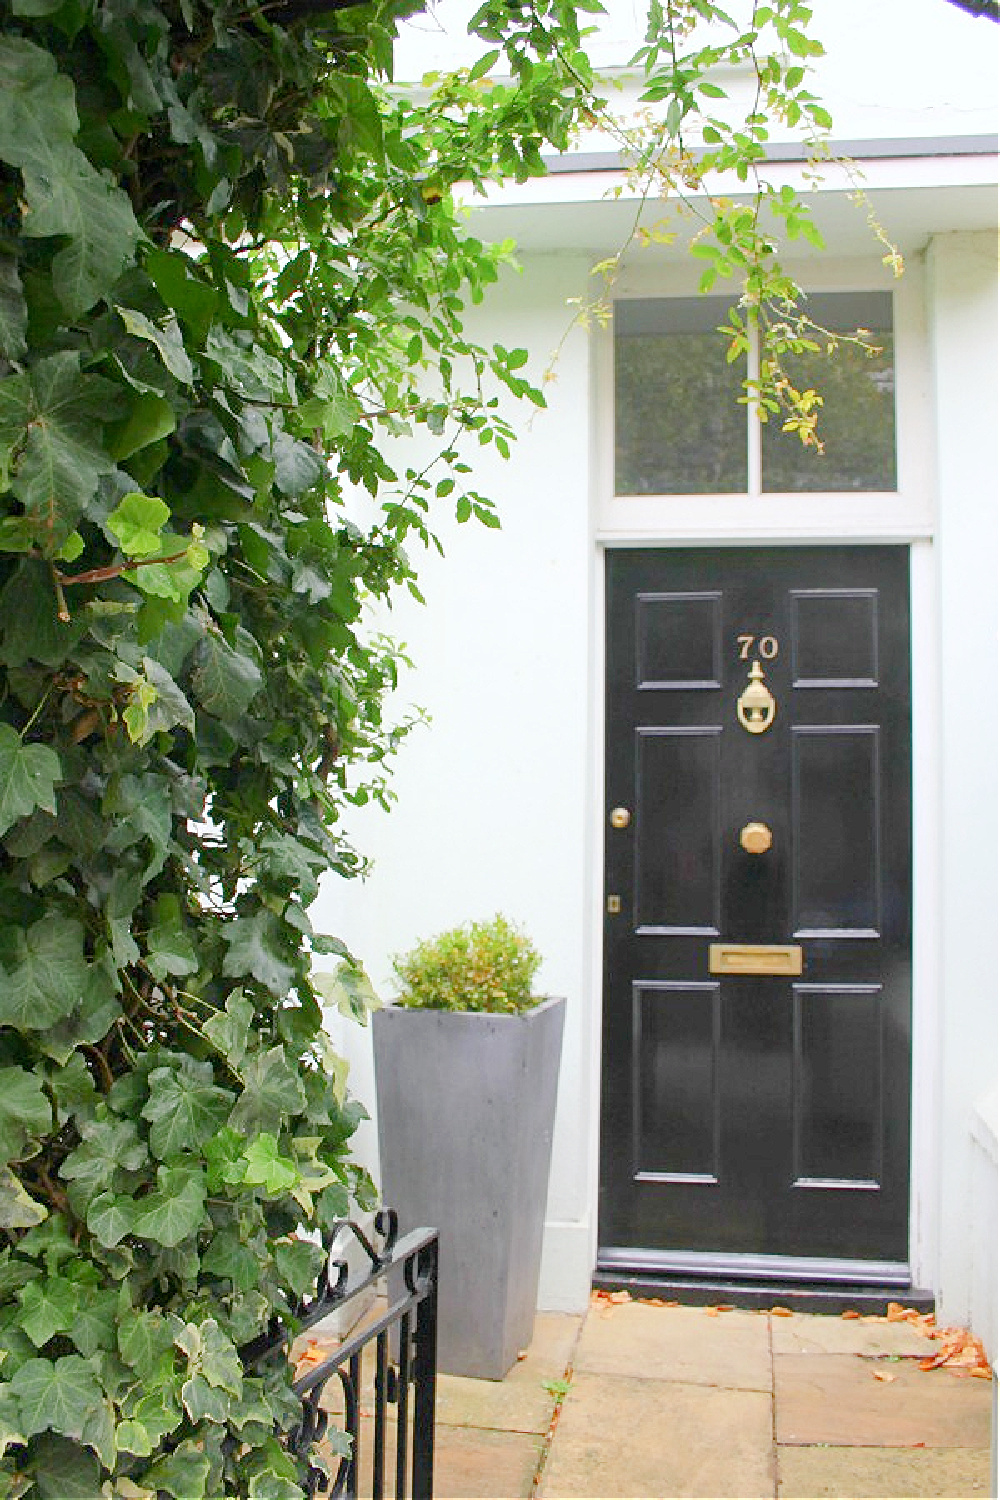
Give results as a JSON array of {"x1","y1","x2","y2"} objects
[
  {"x1": 229, "y1": 1047, "x2": 306, "y2": 1135},
  {"x1": 0, "y1": 1066, "x2": 52, "y2": 1161},
  {"x1": 0, "y1": 725, "x2": 61, "y2": 839},
  {"x1": 190, "y1": 628, "x2": 263, "y2": 720},
  {"x1": 133, "y1": 1165, "x2": 206, "y2": 1247},
  {"x1": 115, "y1": 307, "x2": 194, "y2": 386},
  {"x1": 0, "y1": 1164, "x2": 47, "y2": 1228},
  {"x1": 141, "y1": 1061, "x2": 232, "y2": 1159},
  {"x1": 0, "y1": 916, "x2": 89, "y2": 1031},
  {"x1": 0, "y1": 560, "x2": 86, "y2": 669},
  {"x1": 145, "y1": 893, "x2": 199, "y2": 980},
  {"x1": 222, "y1": 911, "x2": 296, "y2": 995},
  {"x1": 25, "y1": 1434, "x2": 102, "y2": 1500},
  {"x1": 140, "y1": 1441, "x2": 211, "y2": 1500},
  {"x1": 117, "y1": 1306, "x2": 176, "y2": 1379},
  {"x1": 0, "y1": 352, "x2": 122, "y2": 553},
  {"x1": 274, "y1": 1237, "x2": 323, "y2": 1299},
  {"x1": 175, "y1": 1317, "x2": 243, "y2": 1395},
  {"x1": 106, "y1": 492, "x2": 171, "y2": 559},
  {"x1": 202, "y1": 1229, "x2": 262, "y2": 1292},
  {"x1": 60, "y1": 1117, "x2": 147, "y2": 1204},
  {"x1": 0, "y1": 253, "x2": 27, "y2": 360},
  {"x1": 16, "y1": 1276, "x2": 78, "y2": 1348},
  {"x1": 84, "y1": 1192, "x2": 135, "y2": 1249},
  {"x1": 202, "y1": 991, "x2": 254, "y2": 1067},
  {"x1": 240, "y1": 1134, "x2": 300, "y2": 1196},
  {"x1": 0, "y1": 38, "x2": 141, "y2": 315},
  {"x1": 10, "y1": 1354, "x2": 105, "y2": 1443}
]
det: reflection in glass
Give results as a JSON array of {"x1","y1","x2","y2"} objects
[
  {"x1": 762, "y1": 292, "x2": 896, "y2": 492},
  {"x1": 615, "y1": 298, "x2": 747, "y2": 494}
]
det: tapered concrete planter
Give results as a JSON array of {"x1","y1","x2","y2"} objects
[{"x1": 372, "y1": 996, "x2": 565, "y2": 1379}]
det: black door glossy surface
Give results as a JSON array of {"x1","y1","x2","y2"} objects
[{"x1": 599, "y1": 547, "x2": 911, "y2": 1271}]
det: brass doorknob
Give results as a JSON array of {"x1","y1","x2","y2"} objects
[
  {"x1": 740, "y1": 821, "x2": 773, "y2": 855},
  {"x1": 610, "y1": 807, "x2": 631, "y2": 829}
]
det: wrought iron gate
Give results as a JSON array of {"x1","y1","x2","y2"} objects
[{"x1": 242, "y1": 1210, "x2": 439, "y2": 1499}]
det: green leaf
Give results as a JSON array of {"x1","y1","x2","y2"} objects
[
  {"x1": 0, "y1": 916, "x2": 89, "y2": 1031},
  {"x1": 0, "y1": 560, "x2": 85, "y2": 668},
  {"x1": 0, "y1": 1066, "x2": 52, "y2": 1161},
  {"x1": 141, "y1": 1060, "x2": 232, "y2": 1159},
  {"x1": 84, "y1": 1192, "x2": 135, "y2": 1249},
  {"x1": 0, "y1": 39, "x2": 141, "y2": 315},
  {"x1": 16, "y1": 1276, "x2": 78, "y2": 1348},
  {"x1": 175, "y1": 1317, "x2": 242, "y2": 1395},
  {"x1": 117, "y1": 1307, "x2": 176, "y2": 1379},
  {"x1": 202, "y1": 991, "x2": 254, "y2": 1067},
  {"x1": 229, "y1": 1047, "x2": 306, "y2": 1135},
  {"x1": 133, "y1": 1165, "x2": 206, "y2": 1247},
  {"x1": 222, "y1": 911, "x2": 296, "y2": 995},
  {"x1": 274, "y1": 1237, "x2": 323, "y2": 1298},
  {"x1": 468, "y1": 47, "x2": 501, "y2": 81},
  {"x1": 241, "y1": 1134, "x2": 300, "y2": 1196},
  {"x1": 115, "y1": 307, "x2": 194, "y2": 386},
  {"x1": 106, "y1": 492, "x2": 171, "y2": 559},
  {"x1": 60, "y1": 1116, "x2": 147, "y2": 1204},
  {"x1": 10, "y1": 1354, "x2": 104, "y2": 1444},
  {"x1": 0, "y1": 725, "x2": 61, "y2": 839},
  {"x1": 105, "y1": 392, "x2": 177, "y2": 463},
  {"x1": 141, "y1": 1441, "x2": 211, "y2": 1500},
  {"x1": 0, "y1": 352, "x2": 121, "y2": 552},
  {"x1": 0, "y1": 1165, "x2": 47, "y2": 1229},
  {"x1": 28, "y1": 1434, "x2": 102, "y2": 1500},
  {"x1": 0, "y1": 254, "x2": 27, "y2": 360},
  {"x1": 190, "y1": 627, "x2": 263, "y2": 720}
]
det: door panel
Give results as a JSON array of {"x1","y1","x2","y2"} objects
[{"x1": 600, "y1": 547, "x2": 911, "y2": 1271}]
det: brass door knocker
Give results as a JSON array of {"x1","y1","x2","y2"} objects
[{"x1": 737, "y1": 660, "x2": 776, "y2": 735}]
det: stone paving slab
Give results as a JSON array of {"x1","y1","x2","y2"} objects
[
  {"x1": 434, "y1": 1312, "x2": 580, "y2": 1433},
  {"x1": 432, "y1": 1424, "x2": 545, "y2": 1498},
  {"x1": 538, "y1": 1370, "x2": 774, "y2": 1498},
  {"x1": 770, "y1": 1311, "x2": 932, "y2": 1358},
  {"x1": 774, "y1": 1353, "x2": 993, "y2": 1448},
  {"x1": 777, "y1": 1442, "x2": 993, "y2": 1497},
  {"x1": 575, "y1": 1300, "x2": 771, "y2": 1393}
]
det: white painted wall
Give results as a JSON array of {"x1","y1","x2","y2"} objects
[
  {"x1": 314, "y1": 255, "x2": 601, "y2": 1308},
  {"x1": 924, "y1": 231, "x2": 999, "y2": 1338}
]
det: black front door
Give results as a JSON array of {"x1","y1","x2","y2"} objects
[{"x1": 599, "y1": 547, "x2": 911, "y2": 1277}]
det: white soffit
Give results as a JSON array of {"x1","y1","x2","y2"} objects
[{"x1": 459, "y1": 143, "x2": 999, "y2": 257}]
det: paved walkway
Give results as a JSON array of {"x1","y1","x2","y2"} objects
[{"x1": 427, "y1": 1297, "x2": 994, "y2": 1499}]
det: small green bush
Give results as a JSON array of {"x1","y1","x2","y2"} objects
[{"x1": 392, "y1": 916, "x2": 542, "y2": 1014}]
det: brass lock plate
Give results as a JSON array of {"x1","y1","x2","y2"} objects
[{"x1": 709, "y1": 943, "x2": 803, "y2": 976}]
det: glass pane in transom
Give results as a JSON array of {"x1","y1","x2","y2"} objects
[
  {"x1": 761, "y1": 292, "x2": 896, "y2": 493},
  {"x1": 614, "y1": 297, "x2": 747, "y2": 495}
]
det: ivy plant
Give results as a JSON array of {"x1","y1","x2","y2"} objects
[{"x1": 0, "y1": 0, "x2": 849, "y2": 1491}]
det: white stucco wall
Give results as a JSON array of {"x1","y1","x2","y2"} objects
[
  {"x1": 314, "y1": 255, "x2": 601, "y2": 1308},
  {"x1": 924, "y1": 231, "x2": 999, "y2": 1342}
]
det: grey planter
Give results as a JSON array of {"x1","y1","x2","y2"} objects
[{"x1": 372, "y1": 996, "x2": 565, "y2": 1379}]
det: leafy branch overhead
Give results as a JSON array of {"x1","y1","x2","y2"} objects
[{"x1": 0, "y1": 0, "x2": 847, "y2": 1491}]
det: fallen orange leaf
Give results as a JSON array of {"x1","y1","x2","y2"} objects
[
  {"x1": 705, "y1": 1306, "x2": 719, "y2": 1317},
  {"x1": 841, "y1": 1310, "x2": 861, "y2": 1320},
  {"x1": 770, "y1": 1306, "x2": 794, "y2": 1318},
  {"x1": 609, "y1": 1290, "x2": 631, "y2": 1304},
  {"x1": 872, "y1": 1369, "x2": 896, "y2": 1382},
  {"x1": 715, "y1": 1304, "x2": 736, "y2": 1313}
]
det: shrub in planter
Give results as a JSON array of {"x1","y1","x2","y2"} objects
[{"x1": 373, "y1": 918, "x2": 565, "y2": 1379}]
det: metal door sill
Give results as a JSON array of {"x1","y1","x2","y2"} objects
[{"x1": 594, "y1": 1247, "x2": 934, "y2": 1314}]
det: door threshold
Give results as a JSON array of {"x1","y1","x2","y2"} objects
[{"x1": 593, "y1": 1251, "x2": 934, "y2": 1315}]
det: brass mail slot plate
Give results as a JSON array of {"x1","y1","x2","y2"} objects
[{"x1": 709, "y1": 943, "x2": 803, "y2": 976}]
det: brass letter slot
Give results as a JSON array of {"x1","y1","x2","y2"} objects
[{"x1": 709, "y1": 943, "x2": 803, "y2": 976}]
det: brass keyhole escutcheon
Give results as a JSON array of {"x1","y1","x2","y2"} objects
[
  {"x1": 740, "y1": 821, "x2": 773, "y2": 855},
  {"x1": 737, "y1": 660, "x2": 776, "y2": 735},
  {"x1": 610, "y1": 807, "x2": 631, "y2": 830}
]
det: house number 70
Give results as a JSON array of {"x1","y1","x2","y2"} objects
[{"x1": 737, "y1": 634, "x2": 779, "y2": 660}]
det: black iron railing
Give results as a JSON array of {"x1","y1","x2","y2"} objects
[{"x1": 242, "y1": 1209, "x2": 439, "y2": 1499}]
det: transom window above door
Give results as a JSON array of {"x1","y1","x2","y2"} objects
[{"x1": 613, "y1": 292, "x2": 896, "y2": 497}]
